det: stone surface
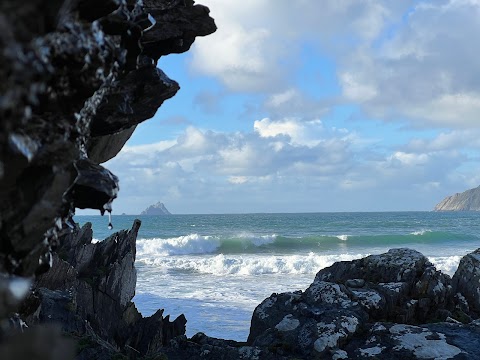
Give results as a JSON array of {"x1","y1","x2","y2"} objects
[
  {"x1": 434, "y1": 185, "x2": 480, "y2": 211},
  {"x1": 245, "y1": 248, "x2": 480, "y2": 359},
  {"x1": 0, "y1": 0, "x2": 215, "y2": 356},
  {"x1": 23, "y1": 220, "x2": 188, "y2": 358},
  {"x1": 0, "y1": 0, "x2": 216, "y2": 281},
  {"x1": 452, "y1": 249, "x2": 480, "y2": 314}
]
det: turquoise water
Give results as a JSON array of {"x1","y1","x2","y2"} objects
[{"x1": 76, "y1": 212, "x2": 480, "y2": 340}]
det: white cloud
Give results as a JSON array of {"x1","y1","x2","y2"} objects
[
  {"x1": 192, "y1": 0, "x2": 411, "y2": 92},
  {"x1": 92, "y1": 0, "x2": 480, "y2": 214},
  {"x1": 254, "y1": 118, "x2": 306, "y2": 142},
  {"x1": 339, "y1": 0, "x2": 480, "y2": 128},
  {"x1": 192, "y1": 0, "x2": 480, "y2": 128},
  {"x1": 340, "y1": 71, "x2": 378, "y2": 102},
  {"x1": 103, "y1": 116, "x2": 477, "y2": 214},
  {"x1": 228, "y1": 176, "x2": 248, "y2": 184}
]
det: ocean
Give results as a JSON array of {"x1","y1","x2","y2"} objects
[{"x1": 75, "y1": 211, "x2": 480, "y2": 341}]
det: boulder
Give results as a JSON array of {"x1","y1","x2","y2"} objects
[
  {"x1": 453, "y1": 249, "x2": 480, "y2": 314},
  {"x1": 246, "y1": 248, "x2": 469, "y2": 359}
]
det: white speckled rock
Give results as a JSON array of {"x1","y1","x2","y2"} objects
[{"x1": 453, "y1": 249, "x2": 480, "y2": 312}]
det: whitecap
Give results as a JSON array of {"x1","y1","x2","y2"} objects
[
  {"x1": 410, "y1": 229, "x2": 432, "y2": 236},
  {"x1": 136, "y1": 234, "x2": 220, "y2": 256},
  {"x1": 236, "y1": 232, "x2": 277, "y2": 246},
  {"x1": 139, "y1": 253, "x2": 367, "y2": 276},
  {"x1": 428, "y1": 256, "x2": 462, "y2": 276}
]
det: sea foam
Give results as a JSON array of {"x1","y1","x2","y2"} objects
[
  {"x1": 137, "y1": 253, "x2": 367, "y2": 276},
  {"x1": 428, "y1": 255, "x2": 463, "y2": 276},
  {"x1": 136, "y1": 233, "x2": 278, "y2": 256},
  {"x1": 136, "y1": 234, "x2": 220, "y2": 256}
]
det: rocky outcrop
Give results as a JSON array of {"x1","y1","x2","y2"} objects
[
  {"x1": 244, "y1": 248, "x2": 480, "y2": 359},
  {"x1": 434, "y1": 185, "x2": 480, "y2": 211},
  {"x1": 140, "y1": 201, "x2": 171, "y2": 215},
  {"x1": 0, "y1": 0, "x2": 215, "y2": 283},
  {"x1": 0, "y1": 0, "x2": 215, "y2": 356},
  {"x1": 20, "y1": 220, "x2": 187, "y2": 359}
]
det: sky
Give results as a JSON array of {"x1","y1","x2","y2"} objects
[{"x1": 81, "y1": 0, "x2": 480, "y2": 215}]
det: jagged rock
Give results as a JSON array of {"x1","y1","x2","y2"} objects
[
  {"x1": 0, "y1": 0, "x2": 216, "y2": 284},
  {"x1": 89, "y1": 66, "x2": 180, "y2": 137},
  {"x1": 87, "y1": 126, "x2": 137, "y2": 164},
  {"x1": 70, "y1": 158, "x2": 119, "y2": 212},
  {"x1": 0, "y1": 0, "x2": 217, "y2": 357},
  {"x1": 159, "y1": 332, "x2": 290, "y2": 360},
  {"x1": 26, "y1": 220, "x2": 187, "y2": 358}
]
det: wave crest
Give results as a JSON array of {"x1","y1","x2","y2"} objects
[{"x1": 138, "y1": 253, "x2": 367, "y2": 276}]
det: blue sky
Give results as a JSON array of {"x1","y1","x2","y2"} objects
[{"x1": 82, "y1": 0, "x2": 480, "y2": 214}]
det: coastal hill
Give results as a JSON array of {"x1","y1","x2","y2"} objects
[
  {"x1": 140, "y1": 201, "x2": 171, "y2": 215},
  {"x1": 434, "y1": 185, "x2": 480, "y2": 211}
]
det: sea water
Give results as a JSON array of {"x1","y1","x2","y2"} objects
[{"x1": 75, "y1": 212, "x2": 480, "y2": 341}]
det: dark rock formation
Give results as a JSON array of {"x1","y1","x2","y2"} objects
[
  {"x1": 244, "y1": 248, "x2": 480, "y2": 359},
  {"x1": 0, "y1": 0, "x2": 215, "y2": 357},
  {"x1": 22, "y1": 220, "x2": 187, "y2": 359},
  {"x1": 140, "y1": 201, "x2": 171, "y2": 215},
  {"x1": 435, "y1": 185, "x2": 480, "y2": 211},
  {"x1": 0, "y1": 0, "x2": 215, "y2": 280}
]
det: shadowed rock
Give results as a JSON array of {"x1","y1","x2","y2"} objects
[
  {"x1": 246, "y1": 248, "x2": 480, "y2": 359},
  {"x1": 0, "y1": 0, "x2": 216, "y2": 356},
  {"x1": 25, "y1": 220, "x2": 188, "y2": 358}
]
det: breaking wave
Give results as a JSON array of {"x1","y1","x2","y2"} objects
[
  {"x1": 137, "y1": 253, "x2": 367, "y2": 276},
  {"x1": 136, "y1": 230, "x2": 474, "y2": 256}
]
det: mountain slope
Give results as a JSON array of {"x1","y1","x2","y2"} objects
[{"x1": 434, "y1": 186, "x2": 480, "y2": 211}]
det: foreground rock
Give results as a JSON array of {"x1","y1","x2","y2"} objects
[
  {"x1": 20, "y1": 220, "x2": 186, "y2": 359},
  {"x1": 435, "y1": 185, "x2": 480, "y2": 211},
  {"x1": 0, "y1": 0, "x2": 215, "y2": 313},
  {"x1": 0, "y1": 0, "x2": 215, "y2": 356},
  {"x1": 246, "y1": 248, "x2": 480, "y2": 359}
]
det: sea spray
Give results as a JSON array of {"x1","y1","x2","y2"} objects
[{"x1": 136, "y1": 253, "x2": 368, "y2": 276}]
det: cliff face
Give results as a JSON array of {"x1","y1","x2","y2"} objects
[
  {"x1": 0, "y1": 1, "x2": 214, "y2": 286},
  {"x1": 434, "y1": 186, "x2": 480, "y2": 211},
  {"x1": 140, "y1": 201, "x2": 171, "y2": 215},
  {"x1": 0, "y1": 0, "x2": 215, "y2": 357}
]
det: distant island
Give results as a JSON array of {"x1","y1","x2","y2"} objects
[
  {"x1": 434, "y1": 185, "x2": 480, "y2": 211},
  {"x1": 140, "y1": 202, "x2": 171, "y2": 215}
]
